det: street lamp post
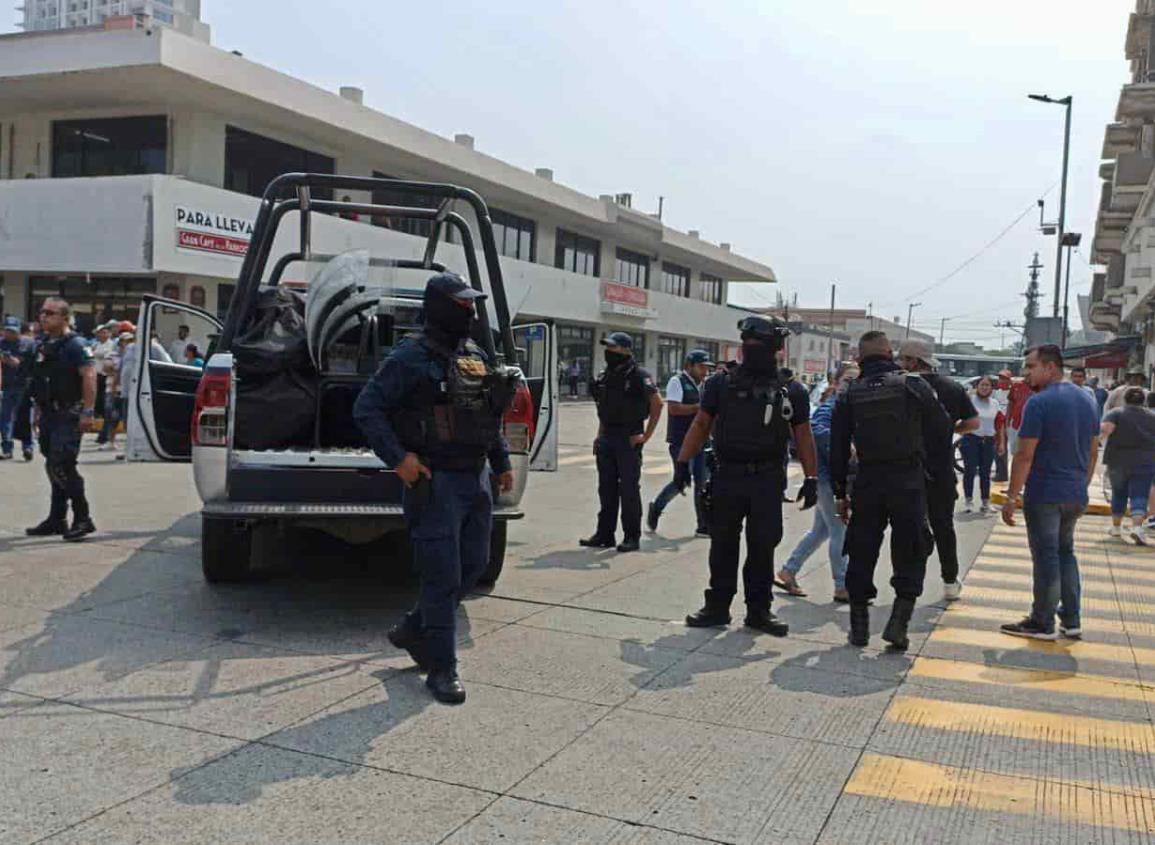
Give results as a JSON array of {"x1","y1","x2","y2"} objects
[
  {"x1": 1060, "y1": 231, "x2": 1082, "y2": 348},
  {"x1": 906, "y1": 302, "x2": 922, "y2": 340},
  {"x1": 1029, "y1": 93, "x2": 1073, "y2": 319}
]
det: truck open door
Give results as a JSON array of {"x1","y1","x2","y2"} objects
[
  {"x1": 512, "y1": 321, "x2": 558, "y2": 471},
  {"x1": 126, "y1": 294, "x2": 222, "y2": 462}
]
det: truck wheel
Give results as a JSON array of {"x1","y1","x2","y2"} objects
[
  {"x1": 478, "y1": 521, "x2": 507, "y2": 586},
  {"x1": 202, "y1": 516, "x2": 254, "y2": 583}
]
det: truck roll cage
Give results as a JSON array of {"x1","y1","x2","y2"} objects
[{"x1": 217, "y1": 173, "x2": 516, "y2": 362}]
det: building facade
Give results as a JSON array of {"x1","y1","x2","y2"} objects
[
  {"x1": 19, "y1": 0, "x2": 207, "y2": 39},
  {"x1": 780, "y1": 322, "x2": 851, "y2": 382},
  {"x1": 759, "y1": 307, "x2": 934, "y2": 350},
  {"x1": 1088, "y1": 0, "x2": 1155, "y2": 377},
  {"x1": 0, "y1": 21, "x2": 776, "y2": 379}
]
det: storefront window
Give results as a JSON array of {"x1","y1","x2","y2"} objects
[
  {"x1": 657, "y1": 335, "x2": 686, "y2": 384},
  {"x1": 370, "y1": 171, "x2": 444, "y2": 238},
  {"x1": 29, "y1": 275, "x2": 156, "y2": 336},
  {"x1": 558, "y1": 324, "x2": 594, "y2": 399},
  {"x1": 225, "y1": 126, "x2": 335, "y2": 200},
  {"x1": 52, "y1": 116, "x2": 167, "y2": 178}
]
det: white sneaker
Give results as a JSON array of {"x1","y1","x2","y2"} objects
[
  {"x1": 96, "y1": 443, "x2": 111, "y2": 452},
  {"x1": 943, "y1": 581, "x2": 962, "y2": 602},
  {"x1": 979, "y1": 501, "x2": 993, "y2": 514},
  {"x1": 1145, "y1": 516, "x2": 1155, "y2": 531},
  {"x1": 1059, "y1": 623, "x2": 1083, "y2": 639},
  {"x1": 962, "y1": 500, "x2": 974, "y2": 514},
  {"x1": 1108, "y1": 525, "x2": 1123, "y2": 538},
  {"x1": 1130, "y1": 526, "x2": 1147, "y2": 546}
]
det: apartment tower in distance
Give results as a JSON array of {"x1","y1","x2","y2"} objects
[{"x1": 18, "y1": 0, "x2": 208, "y2": 40}]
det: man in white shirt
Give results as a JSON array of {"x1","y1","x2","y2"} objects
[
  {"x1": 168, "y1": 325, "x2": 191, "y2": 365},
  {"x1": 1103, "y1": 369, "x2": 1146, "y2": 418}
]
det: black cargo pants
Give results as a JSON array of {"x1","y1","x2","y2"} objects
[
  {"x1": 39, "y1": 409, "x2": 89, "y2": 523},
  {"x1": 703, "y1": 463, "x2": 784, "y2": 613},
  {"x1": 845, "y1": 467, "x2": 928, "y2": 603},
  {"x1": 926, "y1": 474, "x2": 960, "y2": 584}
]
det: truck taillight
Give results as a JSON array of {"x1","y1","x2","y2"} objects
[
  {"x1": 503, "y1": 381, "x2": 536, "y2": 453},
  {"x1": 192, "y1": 370, "x2": 230, "y2": 447}
]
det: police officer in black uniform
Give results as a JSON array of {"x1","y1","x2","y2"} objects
[
  {"x1": 681, "y1": 316, "x2": 819, "y2": 636},
  {"x1": 354, "y1": 273, "x2": 516, "y2": 705},
  {"x1": 897, "y1": 338, "x2": 978, "y2": 602},
  {"x1": 581, "y1": 332, "x2": 663, "y2": 553},
  {"x1": 26, "y1": 297, "x2": 98, "y2": 542},
  {"x1": 830, "y1": 331, "x2": 950, "y2": 650}
]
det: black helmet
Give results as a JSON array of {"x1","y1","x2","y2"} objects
[{"x1": 737, "y1": 315, "x2": 791, "y2": 344}]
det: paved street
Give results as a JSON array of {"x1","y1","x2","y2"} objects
[{"x1": 1, "y1": 403, "x2": 1150, "y2": 843}]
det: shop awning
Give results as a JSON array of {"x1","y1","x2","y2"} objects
[{"x1": 1062, "y1": 335, "x2": 1141, "y2": 367}]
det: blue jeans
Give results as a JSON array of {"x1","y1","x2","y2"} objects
[
  {"x1": 0, "y1": 387, "x2": 32, "y2": 454},
  {"x1": 960, "y1": 434, "x2": 995, "y2": 501},
  {"x1": 782, "y1": 477, "x2": 848, "y2": 589},
  {"x1": 652, "y1": 443, "x2": 708, "y2": 514},
  {"x1": 1024, "y1": 500, "x2": 1084, "y2": 631},
  {"x1": 1108, "y1": 465, "x2": 1155, "y2": 518}
]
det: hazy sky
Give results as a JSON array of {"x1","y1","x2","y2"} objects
[{"x1": 4, "y1": 0, "x2": 1135, "y2": 344}]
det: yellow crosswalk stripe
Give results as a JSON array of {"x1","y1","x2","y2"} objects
[
  {"x1": 844, "y1": 754, "x2": 1155, "y2": 833},
  {"x1": 885, "y1": 694, "x2": 1155, "y2": 751},
  {"x1": 959, "y1": 585, "x2": 1126, "y2": 617},
  {"x1": 928, "y1": 626, "x2": 1151, "y2": 667},
  {"x1": 908, "y1": 655, "x2": 1151, "y2": 698},
  {"x1": 939, "y1": 604, "x2": 1132, "y2": 637}
]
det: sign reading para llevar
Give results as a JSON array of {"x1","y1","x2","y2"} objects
[{"x1": 175, "y1": 205, "x2": 254, "y2": 258}]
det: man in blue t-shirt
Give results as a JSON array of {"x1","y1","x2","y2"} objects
[{"x1": 1000, "y1": 344, "x2": 1100, "y2": 640}]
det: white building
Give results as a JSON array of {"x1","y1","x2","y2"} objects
[
  {"x1": 780, "y1": 322, "x2": 851, "y2": 382},
  {"x1": 18, "y1": 0, "x2": 208, "y2": 39},
  {"x1": 0, "y1": 21, "x2": 776, "y2": 384}
]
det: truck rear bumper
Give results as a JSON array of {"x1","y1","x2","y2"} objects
[{"x1": 201, "y1": 502, "x2": 524, "y2": 520}]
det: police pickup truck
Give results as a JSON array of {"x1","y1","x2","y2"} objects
[{"x1": 125, "y1": 174, "x2": 557, "y2": 585}]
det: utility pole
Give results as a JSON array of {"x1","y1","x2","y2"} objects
[
  {"x1": 1029, "y1": 94, "x2": 1073, "y2": 317},
  {"x1": 826, "y1": 283, "x2": 836, "y2": 378},
  {"x1": 906, "y1": 302, "x2": 922, "y2": 340},
  {"x1": 867, "y1": 302, "x2": 874, "y2": 331},
  {"x1": 1024, "y1": 253, "x2": 1043, "y2": 320},
  {"x1": 939, "y1": 317, "x2": 950, "y2": 347}
]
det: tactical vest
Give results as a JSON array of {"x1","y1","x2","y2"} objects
[
  {"x1": 396, "y1": 336, "x2": 517, "y2": 471},
  {"x1": 30, "y1": 336, "x2": 83, "y2": 412},
  {"x1": 591, "y1": 363, "x2": 650, "y2": 429},
  {"x1": 712, "y1": 369, "x2": 793, "y2": 464},
  {"x1": 666, "y1": 372, "x2": 701, "y2": 445},
  {"x1": 845, "y1": 371, "x2": 924, "y2": 468}
]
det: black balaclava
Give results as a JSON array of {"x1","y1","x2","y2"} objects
[
  {"x1": 604, "y1": 349, "x2": 631, "y2": 370},
  {"x1": 741, "y1": 340, "x2": 777, "y2": 374},
  {"x1": 424, "y1": 286, "x2": 474, "y2": 346}
]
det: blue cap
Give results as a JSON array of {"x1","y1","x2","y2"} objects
[
  {"x1": 2, "y1": 317, "x2": 20, "y2": 332},
  {"x1": 600, "y1": 331, "x2": 634, "y2": 350},
  {"x1": 686, "y1": 349, "x2": 713, "y2": 366},
  {"x1": 426, "y1": 272, "x2": 486, "y2": 301}
]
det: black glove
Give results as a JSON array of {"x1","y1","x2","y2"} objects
[
  {"x1": 796, "y1": 477, "x2": 819, "y2": 511},
  {"x1": 673, "y1": 461, "x2": 692, "y2": 494}
]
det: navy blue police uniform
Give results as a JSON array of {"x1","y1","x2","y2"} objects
[
  {"x1": 0, "y1": 320, "x2": 36, "y2": 459},
  {"x1": 354, "y1": 273, "x2": 513, "y2": 704},
  {"x1": 27, "y1": 332, "x2": 95, "y2": 540},
  {"x1": 584, "y1": 333, "x2": 657, "y2": 550},
  {"x1": 829, "y1": 355, "x2": 949, "y2": 649}
]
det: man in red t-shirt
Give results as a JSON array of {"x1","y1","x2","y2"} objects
[{"x1": 1004, "y1": 378, "x2": 1032, "y2": 455}]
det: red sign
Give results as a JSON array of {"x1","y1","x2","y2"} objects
[
  {"x1": 1084, "y1": 352, "x2": 1129, "y2": 369},
  {"x1": 177, "y1": 229, "x2": 250, "y2": 258},
  {"x1": 601, "y1": 282, "x2": 648, "y2": 308}
]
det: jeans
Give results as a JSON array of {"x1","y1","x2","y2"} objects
[
  {"x1": 653, "y1": 444, "x2": 708, "y2": 514},
  {"x1": 782, "y1": 477, "x2": 848, "y2": 589},
  {"x1": 960, "y1": 434, "x2": 995, "y2": 501},
  {"x1": 1024, "y1": 500, "x2": 1084, "y2": 631},
  {"x1": 0, "y1": 387, "x2": 32, "y2": 454},
  {"x1": 1108, "y1": 465, "x2": 1155, "y2": 517}
]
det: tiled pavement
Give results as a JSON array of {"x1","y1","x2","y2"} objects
[{"x1": 2, "y1": 404, "x2": 1151, "y2": 843}]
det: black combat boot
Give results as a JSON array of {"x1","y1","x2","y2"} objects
[
  {"x1": 387, "y1": 621, "x2": 430, "y2": 671},
  {"x1": 685, "y1": 605, "x2": 731, "y2": 628},
  {"x1": 26, "y1": 518, "x2": 68, "y2": 537},
  {"x1": 579, "y1": 535, "x2": 616, "y2": 549},
  {"x1": 694, "y1": 498, "x2": 710, "y2": 538},
  {"x1": 744, "y1": 608, "x2": 789, "y2": 637},
  {"x1": 62, "y1": 517, "x2": 96, "y2": 543},
  {"x1": 882, "y1": 596, "x2": 916, "y2": 651},
  {"x1": 849, "y1": 603, "x2": 870, "y2": 647},
  {"x1": 426, "y1": 666, "x2": 466, "y2": 704}
]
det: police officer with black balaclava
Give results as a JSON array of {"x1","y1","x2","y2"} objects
[
  {"x1": 26, "y1": 297, "x2": 98, "y2": 542},
  {"x1": 829, "y1": 331, "x2": 950, "y2": 651},
  {"x1": 680, "y1": 316, "x2": 819, "y2": 636},
  {"x1": 581, "y1": 332, "x2": 662, "y2": 553},
  {"x1": 355, "y1": 272, "x2": 516, "y2": 705}
]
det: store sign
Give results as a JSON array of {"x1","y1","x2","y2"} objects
[
  {"x1": 803, "y1": 358, "x2": 826, "y2": 374},
  {"x1": 600, "y1": 281, "x2": 657, "y2": 319},
  {"x1": 175, "y1": 205, "x2": 253, "y2": 258}
]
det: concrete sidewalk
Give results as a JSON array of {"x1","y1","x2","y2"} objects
[{"x1": 822, "y1": 514, "x2": 1155, "y2": 843}]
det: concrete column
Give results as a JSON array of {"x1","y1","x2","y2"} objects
[
  {"x1": 1, "y1": 273, "x2": 31, "y2": 320},
  {"x1": 171, "y1": 110, "x2": 225, "y2": 187},
  {"x1": 535, "y1": 223, "x2": 556, "y2": 268}
]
